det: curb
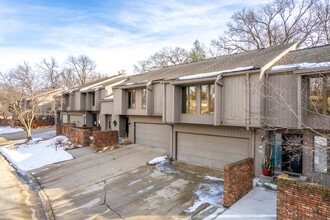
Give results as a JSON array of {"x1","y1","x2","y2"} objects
[{"x1": 26, "y1": 171, "x2": 55, "y2": 220}]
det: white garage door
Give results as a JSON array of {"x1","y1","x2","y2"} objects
[
  {"x1": 177, "y1": 132, "x2": 250, "y2": 170},
  {"x1": 62, "y1": 114, "x2": 68, "y2": 123},
  {"x1": 135, "y1": 123, "x2": 171, "y2": 150},
  {"x1": 70, "y1": 115, "x2": 84, "y2": 127}
]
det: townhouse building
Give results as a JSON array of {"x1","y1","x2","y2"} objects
[
  {"x1": 97, "y1": 43, "x2": 329, "y2": 186},
  {"x1": 57, "y1": 74, "x2": 126, "y2": 127}
]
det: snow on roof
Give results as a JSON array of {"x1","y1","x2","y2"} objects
[
  {"x1": 63, "y1": 88, "x2": 79, "y2": 94},
  {"x1": 271, "y1": 62, "x2": 330, "y2": 71},
  {"x1": 81, "y1": 85, "x2": 103, "y2": 92},
  {"x1": 103, "y1": 95, "x2": 114, "y2": 101},
  {"x1": 177, "y1": 66, "x2": 255, "y2": 81},
  {"x1": 123, "y1": 80, "x2": 148, "y2": 86}
]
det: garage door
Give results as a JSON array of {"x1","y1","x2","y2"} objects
[
  {"x1": 135, "y1": 123, "x2": 171, "y2": 150},
  {"x1": 177, "y1": 132, "x2": 250, "y2": 170},
  {"x1": 62, "y1": 114, "x2": 68, "y2": 123},
  {"x1": 70, "y1": 115, "x2": 84, "y2": 127}
]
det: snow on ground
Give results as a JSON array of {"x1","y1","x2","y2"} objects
[
  {"x1": 271, "y1": 61, "x2": 330, "y2": 71},
  {"x1": 0, "y1": 126, "x2": 24, "y2": 134},
  {"x1": 0, "y1": 136, "x2": 74, "y2": 171},
  {"x1": 148, "y1": 155, "x2": 170, "y2": 165},
  {"x1": 186, "y1": 181, "x2": 224, "y2": 213},
  {"x1": 177, "y1": 66, "x2": 255, "y2": 80}
]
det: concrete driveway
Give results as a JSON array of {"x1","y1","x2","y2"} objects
[{"x1": 29, "y1": 144, "x2": 224, "y2": 219}]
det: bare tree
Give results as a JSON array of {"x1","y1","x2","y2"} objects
[
  {"x1": 66, "y1": 55, "x2": 98, "y2": 85},
  {"x1": 134, "y1": 47, "x2": 189, "y2": 74},
  {"x1": 0, "y1": 62, "x2": 41, "y2": 140},
  {"x1": 60, "y1": 67, "x2": 77, "y2": 88},
  {"x1": 38, "y1": 57, "x2": 63, "y2": 90},
  {"x1": 211, "y1": 0, "x2": 324, "y2": 54}
]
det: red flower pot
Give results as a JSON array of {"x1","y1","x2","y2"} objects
[{"x1": 262, "y1": 168, "x2": 271, "y2": 176}]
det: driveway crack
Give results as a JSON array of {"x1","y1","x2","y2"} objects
[{"x1": 102, "y1": 180, "x2": 123, "y2": 219}]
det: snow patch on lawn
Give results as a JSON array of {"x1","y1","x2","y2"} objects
[
  {"x1": 0, "y1": 136, "x2": 74, "y2": 171},
  {"x1": 0, "y1": 126, "x2": 24, "y2": 134},
  {"x1": 148, "y1": 155, "x2": 170, "y2": 165}
]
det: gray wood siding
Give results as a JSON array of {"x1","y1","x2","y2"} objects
[
  {"x1": 100, "y1": 101, "x2": 113, "y2": 115},
  {"x1": 223, "y1": 75, "x2": 247, "y2": 125},
  {"x1": 266, "y1": 73, "x2": 298, "y2": 128},
  {"x1": 249, "y1": 73, "x2": 261, "y2": 126},
  {"x1": 113, "y1": 89, "x2": 125, "y2": 115},
  {"x1": 153, "y1": 84, "x2": 163, "y2": 115}
]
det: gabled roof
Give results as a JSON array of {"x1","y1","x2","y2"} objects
[
  {"x1": 120, "y1": 43, "x2": 296, "y2": 86},
  {"x1": 62, "y1": 74, "x2": 126, "y2": 94},
  {"x1": 270, "y1": 44, "x2": 330, "y2": 71}
]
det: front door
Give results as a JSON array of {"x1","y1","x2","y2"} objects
[
  {"x1": 92, "y1": 114, "x2": 97, "y2": 126},
  {"x1": 281, "y1": 134, "x2": 303, "y2": 174}
]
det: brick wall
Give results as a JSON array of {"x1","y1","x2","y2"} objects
[
  {"x1": 277, "y1": 174, "x2": 330, "y2": 219},
  {"x1": 223, "y1": 158, "x2": 253, "y2": 208},
  {"x1": 10, "y1": 120, "x2": 23, "y2": 128},
  {"x1": 0, "y1": 119, "x2": 11, "y2": 126},
  {"x1": 93, "y1": 130, "x2": 118, "y2": 152},
  {"x1": 33, "y1": 119, "x2": 53, "y2": 127},
  {"x1": 56, "y1": 123, "x2": 101, "y2": 147}
]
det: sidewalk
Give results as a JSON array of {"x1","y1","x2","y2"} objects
[
  {"x1": 196, "y1": 186, "x2": 277, "y2": 220},
  {"x1": 0, "y1": 153, "x2": 44, "y2": 219}
]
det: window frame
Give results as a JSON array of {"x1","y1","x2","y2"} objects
[
  {"x1": 313, "y1": 135, "x2": 329, "y2": 174},
  {"x1": 182, "y1": 85, "x2": 197, "y2": 114},
  {"x1": 307, "y1": 74, "x2": 329, "y2": 116},
  {"x1": 92, "y1": 92, "x2": 95, "y2": 106},
  {"x1": 128, "y1": 89, "x2": 136, "y2": 109},
  {"x1": 142, "y1": 88, "x2": 146, "y2": 109},
  {"x1": 200, "y1": 84, "x2": 215, "y2": 115}
]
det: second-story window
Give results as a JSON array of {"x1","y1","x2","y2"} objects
[
  {"x1": 201, "y1": 84, "x2": 215, "y2": 114},
  {"x1": 92, "y1": 92, "x2": 95, "y2": 106},
  {"x1": 142, "y1": 88, "x2": 146, "y2": 109},
  {"x1": 308, "y1": 74, "x2": 329, "y2": 115},
  {"x1": 128, "y1": 89, "x2": 136, "y2": 109},
  {"x1": 182, "y1": 86, "x2": 196, "y2": 114},
  {"x1": 65, "y1": 95, "x2": 69, "y2": 107}
]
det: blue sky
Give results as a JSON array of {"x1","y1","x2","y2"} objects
[{"x1": 0, "y1": 0, "x2": 270, "y2": 75}]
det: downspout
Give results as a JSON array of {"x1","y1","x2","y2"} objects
[{"x1": 163, "y1": 83, "x2": 166, "y2": 123}]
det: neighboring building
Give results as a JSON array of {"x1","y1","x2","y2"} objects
[
  {"x1": 23, "y1": 88, "x2": 65, "y2": 120},
  {"x1": 57, "y1": 74, "x2": 126, "y2": 127}
]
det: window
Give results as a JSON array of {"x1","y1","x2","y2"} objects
[
  {"x1": 65, "y1": 95, "x2": 69, "y2": 107},
  {"x1": 182, "y1": 86, "x2": 196, "y2": 114},
  {"x1": 314, "y1": 136, "x2": 328, "y2": 173},
  {"x1": 128, "y1": 89, "x2": 136, "y2": 109},
  {"x1": 201, "y1": 84, "x2": 215, "y2": 114},
  {"x1": 308, "y1": 74, "x2": 329, "y2": 115},
  {"x1": 92, "y1": 92, "x2": 95, "y2": 106},
  {"x1": 142, "y1": 88, "x2": 146, "y2": 109}
]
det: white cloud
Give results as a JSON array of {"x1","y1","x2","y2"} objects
[{"x1": 0, "y1": 0, "x2": 273, "y2": 75}]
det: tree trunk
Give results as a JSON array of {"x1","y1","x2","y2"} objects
[{"x1": 26, "y1": 128, "x2": 32, "y2": 140}]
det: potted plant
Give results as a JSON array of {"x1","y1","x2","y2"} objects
[{"x1": 262, "y1": 157, "x2": 272, "y2": 176}]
